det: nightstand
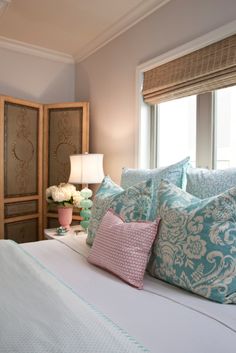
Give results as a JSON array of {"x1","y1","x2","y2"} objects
[
  {"x1": 44, "y1": 225, "x2": 89, "y2": 257},
  {"x1": 44, "y1": 225, "x2": 85, "y2": 240}
]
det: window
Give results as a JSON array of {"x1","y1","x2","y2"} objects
[
  {"x1": 155, "y1": 96, "x2": 196, "y2": 167},
  {"x1": 137, "y1": 32, "x2": 236, "y2": 168},
  {"x1": 215, "y1": 86, "x2": 236, "y2": 169},
  {"x1": 139, "y1": 33, "x2": 236, "y2": 169},
  {"x1": 144, "y1": 85, "x2": 236, "y2": 169}
]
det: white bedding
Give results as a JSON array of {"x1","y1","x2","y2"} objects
[
  {"x1": 0, "y1": 240, "x2": 146, "y2": 353},
  {"x1": 22, "y1": 235, "x2": 236, "y2": 353}
]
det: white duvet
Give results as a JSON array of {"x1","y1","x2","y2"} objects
[
  {"x1": 0, "y1": 240, "x2": 148, "y2": 353},
  {"x1": 21, "y1": 234, "x2": 236, "y2": 353}
]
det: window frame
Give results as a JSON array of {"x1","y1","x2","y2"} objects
[
  {"x1": 149, "y1": 92, "x2": 214, "y2": 169},
  {"x1": 136, "y1": 21, "x2": 236, "y2": 169}
]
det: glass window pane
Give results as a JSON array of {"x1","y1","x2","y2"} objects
[
  {"x1": 215, "y1": 86, "x2": 236, "y2": 169},
  {"x1": 157, "y1": 96, "x2": 196, "y2": 167}
]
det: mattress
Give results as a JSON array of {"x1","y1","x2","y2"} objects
[{"x1": 21, "y1": 235, "x2": 236, "y2": 353}]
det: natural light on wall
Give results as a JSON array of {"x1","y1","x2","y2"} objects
[
  {"x1": 215, "y1": 86, "x2": 236, "y2": 169},
  {"x1": 157, "y1": 96, "x2": 196, "y2": 167}
]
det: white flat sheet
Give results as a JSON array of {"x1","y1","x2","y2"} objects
[
  {"x1": 22, "y1": 236, "x2": 236, "y2": 353},
  {"x1": 0, "y1": 240, "x2": 147, "y2": 353}
]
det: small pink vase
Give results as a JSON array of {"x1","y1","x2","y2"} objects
[{"x1": 58, "y1": 207, "x2": 73, "y2": 229}]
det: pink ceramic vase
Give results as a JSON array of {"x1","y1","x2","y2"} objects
[{"x1": 58, "y1": 207, "x2": 73, "y2": 229}]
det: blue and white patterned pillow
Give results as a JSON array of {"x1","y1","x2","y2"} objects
[
  {"x1": 186, "y1": 167, "x2": 236, "y2": 199},
  {"x1": 121, "y1": 157, "x2": 190, "y2": 220},
  {"x1": 148, "y1": 180, "x2": 236, "y2": 304},
  {"x1": 87, "y1": 176, "x2": 123, "y2": 246},
  {"x1": 87, "y1": 176, "x2": 153, "y2": 246},
  {"x1": 96, "y1": 175, "x2": 123, "y2": 197}
]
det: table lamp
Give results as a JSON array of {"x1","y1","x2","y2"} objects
[{"x1": 69, "y1": 153, "x2": 104, "y2": 232}]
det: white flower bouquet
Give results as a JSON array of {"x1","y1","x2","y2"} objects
[{"x1": 46, "y1": 183, "x2": 83, "y2": 208}]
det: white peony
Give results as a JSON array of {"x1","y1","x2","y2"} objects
[
  {"x1": 51, "y1": 188, "x2": 68, "y2": 203},
  {"x1": 72, "y1": 191, "x2": 84, "y2": 208},
  {"x1": 46, "y1": 185, "x2": 57, "y2": 202},
  {"x1": 59, "y1": 183, "x2": 76, "y2": 193},
  {"x1": 60, "y1": 186, "x2": 72, "y2": 201},
  {"x1": 46, "y1": 183, "x2": 83, "y2": 206}
]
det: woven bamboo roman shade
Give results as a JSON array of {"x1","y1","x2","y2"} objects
[{"x1": 143, "y1": 34, "x2": 236, "y2": 104}]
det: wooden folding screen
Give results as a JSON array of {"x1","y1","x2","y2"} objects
[{"x1": 0, "y1": 97, "x2": 89, "y2": 242}]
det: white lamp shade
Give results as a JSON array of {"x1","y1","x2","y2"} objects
[{"x1": 68, "y1": 154, "x2": 104, "y2": 184}]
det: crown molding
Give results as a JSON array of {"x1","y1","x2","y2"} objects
[
  {"x1": 0, "y1": 0, "x2": 170, "y2": 64},
  {"x1": 0, "y1": 36, "x2": 74, "y2": 64},
  {"x1": 75, "y1": 0, "x2": 171, "y2": 63}
]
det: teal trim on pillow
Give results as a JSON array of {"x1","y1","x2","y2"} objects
[
  {"x1": 121, "y1": 157, "x2": 190, "y2": 220},
  {"x1": 87, "y1": 176, "x2": 153, "y2": 246},
  {"x1": 148, "y1": 180, "x2": 236, "y2": 304},
  {"x1": 186, "y1": 167, "x2": 236, "y2": 199}
]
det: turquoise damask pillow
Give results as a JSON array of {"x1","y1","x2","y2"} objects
[
  {"x1": 186, "y1": 167, "x2": 236, "y2": 199},
  {"x1": 96, "y1": 175, "x2": 123, "y2": 197},
  {"x1": 87, "y1": 176, "x2": 153, "y2": 246},
  {"x1": 148, "y1": 180, "x2": 236, "y2": 304},
  {"x1": 121, "y1": 157, "x2": 190, "y2": 220},
  {"x1": 87, "y1": 176, "x2": 123, "y2": 245}
]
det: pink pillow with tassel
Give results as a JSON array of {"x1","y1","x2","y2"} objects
[{"x1": 87, "y1": 209, "x2": 159, "y2": 289}]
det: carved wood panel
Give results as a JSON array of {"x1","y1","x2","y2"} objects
[
  {"x1": 0, "y1": 96, "x2": 43, "y2": 242},
  {"x1": 5, "y1": 219, "x2": 38, "y2": 243},
  {"x1": 5, "y1": 200, "x2": 38, "y2": 218},
  {"x1": 44, "y1": 102, "x2": 89, "y2": 229},
  {"x1": 4, "y1": 102, "x2": 38, "y2": 197},
  {"x1": 48, "y1": 108, "x2": 83, "y2": 185}
]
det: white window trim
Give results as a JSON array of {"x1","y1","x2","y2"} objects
[{"x1": 135, "y1": 20, "x2": 236, "y2": 168}]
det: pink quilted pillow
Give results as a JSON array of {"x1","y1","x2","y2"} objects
[{"x1": 87, "y1": 209, "x2": 159, "y2": 289}]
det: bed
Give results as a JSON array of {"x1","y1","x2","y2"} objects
[{"x1": 1, "y1": 233, "x2": 234, "y2": 353}]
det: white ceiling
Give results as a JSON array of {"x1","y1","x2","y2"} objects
[{"x1": 0, "y1": 0, "x2": 170, "y2": 61}]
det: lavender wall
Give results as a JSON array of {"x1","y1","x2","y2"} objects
[
  {"x1": 0, "y1": 47, "x2": 75, "y2": 103},
  {"x1": 76, "y1": 0, "x2": 236, "y2": 183}
]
